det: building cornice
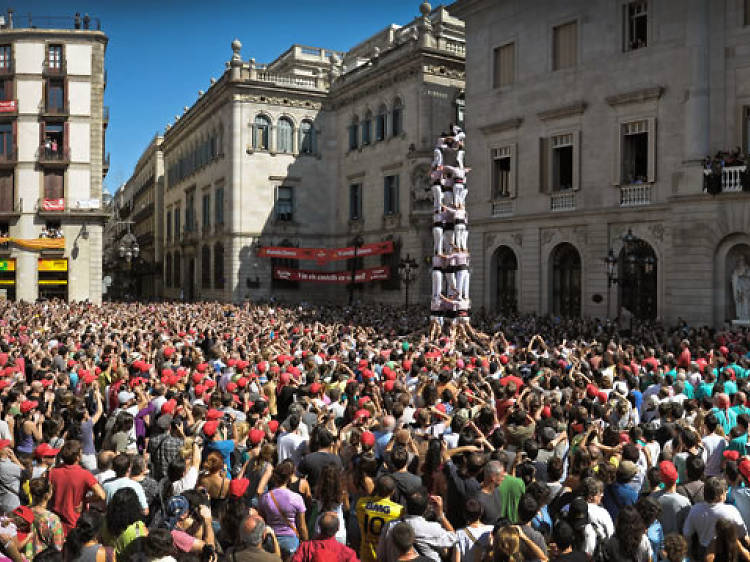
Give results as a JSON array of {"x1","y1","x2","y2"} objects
[
  {"x1": 537, "y1": 101, "x2": 587, "y2": 122},
  {"x1": 0, "y1": 29, "x2": 108, "y2": 45},
  {"x1": 478, "y1": 117, "x2": 523, "y2": 135},
  {"x1": 606, "y1": 86, "x2": 664, "y2": 107}
]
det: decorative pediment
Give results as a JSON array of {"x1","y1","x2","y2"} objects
[
  {"x1": 537, "y1": 101, "x2": 587, "y2": 122},
  {"x1": 478, "y1": 117, "x2": 523, "y2": 135},
  {"x1": 606, "y1": 87, "x2": 664, "y2": 107}
]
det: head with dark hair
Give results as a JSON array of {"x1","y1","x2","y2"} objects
[
  {"x1": 317, "y1": 511, "x2": 340, "y2": 539},
  {"x1": 390, "y1": 445, "x2": 409, "y2": 471},
  {"x1": 316, "y1": 463, "x2": 343, "y2": 511},
  {"x1": 635, "y1": 496, "x2": 662, "y2": 526},
  {"x1": 112, "y1": 454, "x2": 131, "y2": 478},
  {"x1": 517, "y1": 493, "x2": 539, "y2": 525},
  {"x1": 317, "y1": 428, "x2": 334, "y2": 449},
  {"x1": 713, "y1": 517, "x2": 741, "y2": 562},
  {"x1": 704, "y1": 476, "x2": 727, "y2": 503},
  {"x1": 553, "y1": 520, "x2": 576, "y2": 551},
  {"x1": 60, "y1": 440, "x2": 82, "y2": 465},
  {"x1": 391, "y1": 521, "x2": 416, "y2": 555},
  {"x1": 106, "y1": 488, "x2": 144, "y2": 536},
  {"x1": 547, "y1": 456, "x2": 564, "y2": 482},
  {"x1": 579, "y1": 476, "x2": 603, "y2": 501},
  {"x1": 686, "y1": 454, "x2": 705, "y2": 482},
  {"x1": 464, "y1": 497, "x2": 483, "y2": 524},
  {"x1": 705, "y1": 412, "x2": 719, "y2": 432},
  {"x1": 143, "y1": 528, "x2": 175, "y2": 558},
  {"x1": 615, "y1": 506, "x2": 646, "y2": 557},
  {"x1": 167, "y1": 457, "x2": 187, "y2": 483},
  {"x1": 525, "y1": 481, "x2": 551, "y2": 507},
  {"x1": 375, "y1": 474, "x2": 396, "y2": 499},
  {"x1": 29, "y1": 477, "x2": 52, "y2": 505},
  {"x1": 63, "y1": 510, "x2": 103, "y2": 559},
  {"x1": 405, "y1": 488, "x2": 429, "y2": 516},
  {"x1": 270, "y1": 461, "x2": 294, "y2": 489}
]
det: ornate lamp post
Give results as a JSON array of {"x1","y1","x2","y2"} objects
[
  {"x1": 118, "y1": 230, "x2": 139, "y2": 264},
  {"x1": 398, "y1": 254, "x2": 418, "y2": 310}
]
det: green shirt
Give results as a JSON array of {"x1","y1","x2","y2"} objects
[{"x1": 498, "y1": 475, "x2": 526, "y2": 523}]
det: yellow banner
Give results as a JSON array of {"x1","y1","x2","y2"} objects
[
  {"x1": 38, "y1": 259, "x2": 68, "y2": 272},
  {"x1": 0, "y1": 259, "x2": 14, "y2": 272},
  {"x1": 0, "y1": 280, "x2": 14, "y2": 285},
  {"x1": 0, "y1": 238, "x2": 65, "y2": 250},
  {"x1": 38, "y1": 280, "x2": 67, "y2": 285}
]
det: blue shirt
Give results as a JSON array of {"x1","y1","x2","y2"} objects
[
  {"x1": 712, "y1": 407, "x2": 738, "y2": 434},
  {"x1": 374, "y1": 430, "x2": 393, "y2": 459},
  {"x1": 602, "y1": 482, "x2": 638, "y2": 522},
  {"x1": 206, "y1": 439, "x2": 235, "y2": 479}
]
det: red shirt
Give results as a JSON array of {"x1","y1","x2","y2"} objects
[
  {"x1": 49, "y1": 464, "x2": 98, "y2": 534},
  {"x1": 678, "y1": 348, "x2": 691, "y2": 369},
  {"x1": 290, "y1": 537, "x2": 359, "y2": 562},
  {"x1": 499, "y1": 375, "x2": 524, "y2": 395}
]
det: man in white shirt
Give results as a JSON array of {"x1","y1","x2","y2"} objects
[
  {"x1": 102, "y1": 454, "x2": 149, "y2": 513},
  {"x1": 683, "y1": 476, "x2": 746, "y2": 558},
  {"x1": 580, "y1": 477, "x2": 614, "y2": 554},
  {"x1": 702, "y1": 412, "x2": 728, "y2": 477},
  {"x1": 276, "y1": 414, "x2": 307, "y2": 466}
]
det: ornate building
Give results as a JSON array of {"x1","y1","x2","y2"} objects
[
  {"x1": 122, "y1": 2, "x2": 465, "y2": 304},
  {"x1": 453, "y1": 0, "x2": 750, "y2": 326},
  {"x1": 0, "y1": 11, "x2": 108, "y2": 303}
]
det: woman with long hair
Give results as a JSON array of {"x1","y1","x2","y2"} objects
[
  {"x1": 706, "y1": 518, "x2": 750, "y2": 562},
  {"x1": 312, "y1": 463, "x2": 348, "y2": 544},
  {"x1": 490, "y1": 525, "x2": 548, "y2": 562},
  {"x1": 636, "y1": 496, "x2": 663, "y2": 561},
  {"x1": 246, "y1": 442, "x2": 276, "y2": 506},
  {"x1": 63, "y1": 510, "x2": 113, "y2": 562},
  {"x1": 15, "y1": 400, "x2": 42, "y2": 456},
  {"x1": 103, "y1": 487, "x2": 148, "y2": 557},
  {"x1": 23, "y1": 477, "x2": 63, "y2": 559},
  {"x1": 258, "y1": 461, "x2": 308, "y2": 557},
  {"x1": 421, "y1": 438, "x2": 448, "y2": 496},
  {"x1": 601, "y1": 505, "x2": 651, "y2": 562},
  {"x1": 196, "y1": 450, "x2": 229, "y2": 521}
]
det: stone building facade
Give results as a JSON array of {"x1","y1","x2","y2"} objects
[
  {"x1": 0, "y1": 12, "x2": 108, "y2": 303},
  {"x1": 452, "y1": 0, "x2": 750, "y2": 327},
  {"x1": 126, "y1": 2, "x2": 465, "y2": 304}
]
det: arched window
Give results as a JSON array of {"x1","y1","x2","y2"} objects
[
  {"x1": 174, "y1": 252, "x2": 181, "y2": 289},
  {"x1": 392, "y1": 98, "x2": 403, "y2": 137},
  {"x1": 348, "y1": 116, "x2": 359, "y2": 151},
  {"x1": 277, "y1": 117, "x2": 293, "y2": 153},
  {"x1": 201, "y1": 245, "x2": 211, "y2": 289},
  {"x1": 551, "y1": 243, "x2": 581, "y2": 317},
  {"x1": 254, "y1": 115, "x2": 270, "y2": 150},
  {"x1": 376, "y1": 104, "x2": 387, "y2": 142},
  {"x1": 165, "y1": 253, "x2": 172, "y2": 288},
  {"x1": 214, "y1": 242, "x2": 224, "y2": 289},
  {"x1": 362, "y1": 111, "x2": 372, "y2": 145},
  {"x1": 300, "y1": 120, "x2": 315, "y2": 154}
]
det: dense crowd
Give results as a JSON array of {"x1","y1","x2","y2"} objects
[{"x1": 0, "y1": 300, "x2": 748, "y2": 561}]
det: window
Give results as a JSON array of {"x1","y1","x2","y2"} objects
[
  {"x1": 43, "y1": 170, "x2": 64, "y2": 200},
  {"x1": 174, "y1": 207, "x2": 181, "y2": 240},
  {"x1": 201, "y1": 245, "x2": 211, "y2": 289},
  {"x1": 202, "y1": 193, "x2": 210, "y2": 231},
  {"x1": 300, "y1": 120, "x2": 315, "y2": 154},
  {"x1": 46, "y1": 79, "x2": 64, "y2": 112},
  {"x1": 349, "y1": 116, "x2": 359, "y2": 150},
  {"x1": 376, "y1": 105, "x2": 387, "y2": 141},
  {"x1": 746, "y1": 0, "x2": 750, "y2": 26},
  {"x1": 384, "y1": 175, "x2": 399, "y2": 215},
  {"x1": 0, "y1": 80, "x2": 10, "y2": 102},
  {"x1": 166, "y1": 210, "x2": 172, "y2": 241},
  {"x1": 215, "y1": 187, "x2": 224, "y2": 225},
  {"x1": 392, "y1": 99, "x2": 403, "y2": 137},
  {"x1": 277, "y1": 117, "x2": 293, "y2": 153},
  {"x1": 553, "y1": 21, "x2": 578, "y2": 70},
  {"x1": 349, "y1": 183, "x2": 362, "y2": 220},
  {"x1": 47, "y1": 45, "x2": 62, "y2": 70},
  {"x1": 456, "y1": 92, "x2": 465, "y2": 127},
  {"x1": 0, "y1": 171, "x2": 13, "y2": 213},
  {"x1": 165, "y1": 253, "x2": 172, "y2": 287},
  {"x1": 362, "y1": 112, "x2": 372, "y2": 145},
  {"x1": 174, "y1": 252, "x2": 181, "y2": 288},
  {"x1": 492, "y1": 146, "x2": 514, "y2": 198},
  {"x1": 0, "y1": 124, "x2": 12, "y2": 157},
  {"x1": 381, "y1": 241, "x2": 401, "y2": 291},
  {"x1": 493, "y1": 42, "x2": 515, "y2": 88},
  {"x1": 540, "y1": 132, "x2": 580, "y2": 192},
  {"x1": 275, "y1": 186, "x2": 294, "y2": 221},
  {"x1": 254, "y1": 115, "x2": 270, "y2": 150},
  {"x1": 0, "y1": 46, "x2": 10, "y2": 71},
  {"x1": 185, "y1": 191, "x2": 195, "y2": 232},
  {"x1": 619, "y1": 119, "x2": 655, "y2": 184},
  {"x1": 552, "y1": 135, "x2": 574, "y2": 191},
  {"x1": 624, "y1": 2, "x2": 647, "y2": 51},
  {"x1": 213, "y1": 242, "x2": 224, "y2": 289}
]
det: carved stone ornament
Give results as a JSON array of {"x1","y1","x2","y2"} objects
[
  {"x1": 541, "y1": 230, "x2": 555, "y2": 245},
  {"x1": 511, "y1": 233, "x2": 523, "y2": 247},
  {"x1": 410, "y1": 163, "x2": 432, "y2": 212},
  {"x1": 649, "y1": 223, "x2": 664, "y2": 242}
]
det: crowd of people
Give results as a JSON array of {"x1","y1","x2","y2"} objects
[{"x1": 0, "y1": 299, "x2": 747, "y2": 561}]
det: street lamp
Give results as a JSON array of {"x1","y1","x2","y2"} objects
[
  {"x1": 119, "y1": 231, "x2": 139, "y2": 264},
  {"x1": 603, "y1": 228, "x2": 653, "y2": 321},
  {"x1": 398, "y1": 254, "x2": 418, "y2": 310},
  {"x1": 349, "y1": 235, "x2": 364, "y2": 306}
]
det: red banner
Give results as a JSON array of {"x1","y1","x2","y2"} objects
[
  {"x1": 41, "y1": 199, "x2": 65, "y2": 211},
  {"x1": 273, "y1": 266, "x2": 390, "y2": 284},
  {"x1": 259, "y1": 241, "x2": 393, "y2": 263},
  {"x1": 0, "y1": 101, "x2": 16, "y2": 113}
]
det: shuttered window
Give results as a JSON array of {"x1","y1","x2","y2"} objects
[
  {"x1": 0, "y1": 171, "x2": 12, "y2": 213},
  {"x1": 43, "y1": 171, "x2": 63, "y2": 199},
  {"x1": 553, "y1": 21, "x2": 578, "y2": 70},
  {"x1": 493, "y1": 42, "x2": 515, "y2": 88},
  {"x1": 745, "y1": 0, "x2": 750, "y2": 26}
]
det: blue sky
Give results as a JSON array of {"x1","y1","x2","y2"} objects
[{"x1": 14, "y1": 0, "x2": 423, "y2": 192}]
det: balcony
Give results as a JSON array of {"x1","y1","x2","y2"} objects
[
  {"x1": 720, "y1": 165, "x2": 748, "y2": 193},
  {"x1": 40, "y1": 101, "x2": 69, "y2": 119},
  {"x1": 0, "y1": 148, "x2": 17, "y2": 167},
  {"x1": 182, "y1": 225, "x2": 199, "y2": 244},
  {"x1": 37, "y1": 197, "x2": 65, "y2": 213},
  {"x1": 42, "y1": 60, "x2": 66, "y2": 76},
  {"x1": 550, "y1": 190, "x2": 576, "y2": 212},
  {"x1": 619, "y1": 184, "x2": 653, "y2": 207},
  {"x1": 38, "y1": 146, "x2": 69, "y2": 167},
  {"x1": 491, "y1": 199, "x2": 514, "y2": 217},
  {"x1": 0, "y1": 61, "x2": 13, "y2": 77}
]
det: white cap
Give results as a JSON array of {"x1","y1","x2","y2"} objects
[{"x1": 118, "y1": 390, "x2": 135, "y2": 405}]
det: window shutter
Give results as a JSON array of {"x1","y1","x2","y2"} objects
[
  {"x1": 509, "y1": 143, "x2": 518, "y2": 198},
  {"x1": 63, "y1": 121, "x2": 69, "y2": 153},
  {"x1": 63, "y1": 78, "x2": 68, "y2": 113},
  {"x1": 539, "y1": 137, "x2": 549, "y2": 193},
  {"x1": 647, "y1": 117, "x2": 656, "y2": 182},
  {"x1": 554, "y1": 22, "x2": 577, "y2": 70},
  {"x1": 39, "y1": 122, "x2": 45, "y2": 149},
  {"x1": 573, "y1": 131, "x2": 581, "y2": 190},
  {"x1": 11, "y1": 119, "x2": 16, "y2": 155},
  {"x1": 613, "y1": 123, "x2": 622, "y2": 185},
  {"x1": 395, "y1": 175, "x2": 400, "y2": 213}
]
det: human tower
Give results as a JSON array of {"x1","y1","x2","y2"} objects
[{"x1": 429, "y1": 124, "x2": 471, "y2": 339}]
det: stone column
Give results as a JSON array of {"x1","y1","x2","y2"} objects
[{"x1": 683, "y1": 0, "x2": 709, "y2": 164}]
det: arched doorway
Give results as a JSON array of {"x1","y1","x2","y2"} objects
[
  {"x1": 551, "y1": 243, "x2": 581, "y2": 317},
  {"x1": 618, "y1": 240, "x2": 657, "y2": 320},
  {"x1": 492, "y1": 245, "x2": 518, "y2": 313}
]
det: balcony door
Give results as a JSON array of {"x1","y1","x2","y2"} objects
[{"x1": 551, "y1": 242, "x2": 581, "y2": 317}]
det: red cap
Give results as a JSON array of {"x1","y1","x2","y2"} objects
[
  {"x1": 541, "y1": 406, "x2": 551, "y2": 419},
  {"x1": 310, "y1": 382, "x2": 322, "y2": 394},
  {"x1": 163, "y1": 347, "x2": 174, "y2": 358},
  {"x1": 361, "y1": 431, "x2": 376, "y2": 447},
  {"x1": 586, "y1": 384, "x2": 598, "y2": 398},
  {"x1": 354, "y1": 409, "x2": 371, "y2": 420},
  {"x1": 206, "y1": 409, "x2": 223, "y2": 420},
  {"x1": 0, "y1": 380, "x2": 10, "y2": 390},
  {"x1": 0, "y1": 439, "x2": 11, "y2": 450},
  {"x1": 740, "y1": 458, "x2": 750, "y2": 482},
  {"x1": 267, "y1": 420, "x2": 279, "y2": 433},
  {"x1": 40, "y1": 379, "x2": 53, "y2": 388},
  {"x1": 194, "y1": 384, "x2": 205, "y2": 396},
  {"x1": 67, "y1": 359, "x2": 77, "y2": 368},
  {"x1": 237, "y1": 378, "x2": 248, "y2": 388},
  {"x1": 226, "y1": 382, "x2": 237, "y2": 393},
  {"x1": 203, "y1": 421, "x2": 219, "y2": 437},
  {"x1": 34, "y1": 443, "x2": 60, "y2": 458},
  {"x1": 402, "y1": 360, "x2": 412, "y2": 371},
  {"x1": 724, "y1": 450, "x2": 741, "y2": 462},
  {"x1": 435, "y1": 403, "x2": 447, "y2": 413},
  {"x1": 358, "y1": 396, "x2": 371, "y2": 407},
  {"x1": 20, "y1": 400, "x2": 38, "y2": 414},
  {"x1": 499, "y1": 355, "x2": 509, "y2": 365},
  {"x1": 12, "y1": 506, "x2": 33, "y2": 525},
  {"x1": 229, "y1": 478, "x2": 250, "y2": 498},
  {"x1": 384, "y1": 380, "x2": 395, "y2": 392},
  {"x1": 161, "y1": 399, "x2": 177, "y2": 415},
  {"x1": 196, "y1": 363, "x2": 208, "y2": 373},
  {"x1": 227, "y1": 359, "x2": 238, "y2": 368},
  {"x1": 161, "y1": 368, "x2": 173, "y2": 377},
  {"x1": 659, "y1": 460, "x2": 679, "y2": 484},
  {"x1": 249, "y1": 429, "x2": 265, "y2": 445}
]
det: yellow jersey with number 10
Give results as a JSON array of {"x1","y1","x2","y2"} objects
[{"x1": 355, "y1": 495, "x2": 403, "y2": 562}]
